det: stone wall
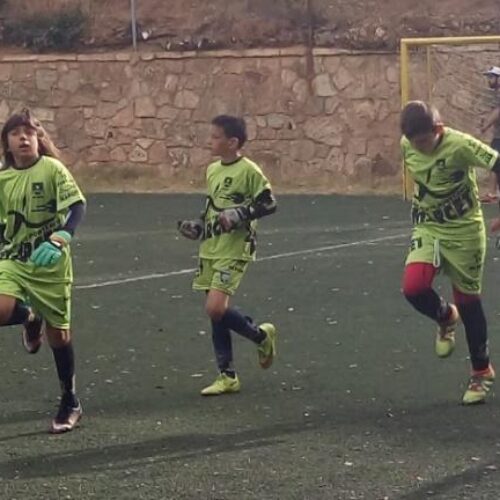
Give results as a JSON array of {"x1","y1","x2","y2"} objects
[{"x1": 0, "y1": 47, "x2": 402, "y2": 192}]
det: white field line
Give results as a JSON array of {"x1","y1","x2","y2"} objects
[{"x1": 75, "y1": 232, "x2": 407, "y2": 290}]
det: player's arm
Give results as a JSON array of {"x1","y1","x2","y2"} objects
[
  {"x1": 218, "y1": 188, "x2": 277, "y2": 231},
  {"x1": 487, "y1": 156, "x2": 500, "y2": 233},
  {"x1": 60, "y1": 201, "x2": 86, "y2": 236},
  {"x1": 31, "y1": 163, "x2": 86, "y2": 267},
  {"x1": 462, "y1": 135, "x2": 498, "y2": 170},
  {"x1": 248, "y1": 189, "x2": 278, "y2": 219},
  {"x1": 219, "y1": 161, "x2": 277, "y2": 233},
  {"x1": 480, "y1": 107, "x2": 500, "y2": 134},
  {"x1": 30, "y1": 201, "x2": 87, "y2": 267}
]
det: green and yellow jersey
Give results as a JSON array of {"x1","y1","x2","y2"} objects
[
  {"x1": 0, "y1": 155, "x2": 85, "y2": 262},
  {"x1": 402, "y1": 127, "x2": 499, "y2": 240},
  {"x1": 200, "y1": 156, "x2": 271, "y2": 261}
]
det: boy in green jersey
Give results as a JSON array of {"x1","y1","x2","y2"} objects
[
  {"x1": 178, "y1": 115, "x2": 277, "y2": 395},
  {"x1": 401, "y1": 101, "x2": 500, "y2": 404},
  {"x1": 0, "y1": 109, "x2": 86, "y2": 432}
]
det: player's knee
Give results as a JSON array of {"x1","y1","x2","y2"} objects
[
  {"x1": 402, "y1": 273, "x2": 432, "y2": 298},
  {"x1": 402, "y1": 263, "x2": 435, "y2": 299},
  {"x1": 402, "y1": 281, "x2": 431, "y2": 300},
  {"x1": 0, "y1": 297, "x2": 17, "y2": 325},
  {"x1": 453, "y1": 288, "x2": 480, "y2": 306},
  {"x1": 45, "y1": 327, "x2": 71, "y2": 348},
  {"x1": 205, "y1": 302, "x2": 227, "y2": 321}
]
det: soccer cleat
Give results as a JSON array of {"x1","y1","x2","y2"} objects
[
  {"x1": 257, "y1": 323, "x2": 277, "y2": 369},
  {"x1": 21, "y1": 311, "x2": 44, "y2": 354},
  {"x1": 50, "y1": 394, "x2": 83, "y2": 434},
  {"x1": 462, "y1": 365, "x2": 495, "y2": 405},
  {"x1": 435, "y1": 304, "x2": 459, "y2": 358},
  {"x1": 200, "y1": 373, "x2": 241, "y2": 396}
]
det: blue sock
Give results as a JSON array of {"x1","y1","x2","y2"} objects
[
  {"x1": 221, "y1": 308, "x2": 266, "y2": 345},
  {"x1": 211, "y1": 319, "x2": 235, "y2": 376},
  {"x1": 52, "y1": 343, "x2": 78, "y2": 406}
]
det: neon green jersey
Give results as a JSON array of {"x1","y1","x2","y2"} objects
[
  {"x1": 0, "y1": 155, "x2": 85, "y2": 261},
  {"x1": 199, "y1": 156, "x2": 272, "y2": 261},
  {"x1": 402, "y1": 127, "x2": 499, "y2": 240}
]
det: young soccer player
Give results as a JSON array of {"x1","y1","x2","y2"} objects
[
  {"x1": 0, "y1": 109, "x2": 86, "y2": 432},
  {"x1": 479, "y1": 66, "x2": 500, "y2": 202},
  {"x1": 178, "y1": 115, "x2": 277, "y2": 396},
  {"x1": 401, "y1": 100, "x2": 500, "y2": 405}
]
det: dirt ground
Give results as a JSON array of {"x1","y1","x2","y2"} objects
[{"x1": 2, "y1": 0, "x2": 499, "y2": 51}]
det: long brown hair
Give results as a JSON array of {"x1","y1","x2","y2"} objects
[{"x1": 1, "y1": 108, "x2": 61, "y2": 167}]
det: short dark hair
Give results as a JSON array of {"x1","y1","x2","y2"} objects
[
  {"x1": 400, "y1": 101, "x2": 441, "y2": 139},
  {"x1": 211, "y1": 115, "x2": 247, "y2": 148}
]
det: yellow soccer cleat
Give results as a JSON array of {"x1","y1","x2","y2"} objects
[
  {"x1": 257, "y1": 323, "x2": 277, "y2": 369},
  {"x1": 435, "y1": 304, "x2": 459, "y2": 358},
  {"x1": 200, "y1": 373, "x2": 241, "y2": 396},
  {"x1": 462, "y1": 365, "x2": 495, "y2": 405}
]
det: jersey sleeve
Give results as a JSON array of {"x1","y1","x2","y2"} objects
[
  {"x1": 53, "y1": 161, "x2": 86, "y2": 211},
  {"x1": 461, "y1": 135, "x2": 499, "y2": 170},
  {"x1": 248, "y1": 163, "x2": 272, "y2": 200}
]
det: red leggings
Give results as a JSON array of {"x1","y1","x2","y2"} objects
[{"x1": 402, "y1": 262, "x2": 479, "y2": 304}]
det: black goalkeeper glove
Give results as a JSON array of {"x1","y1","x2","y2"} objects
[{"x1": 177, "y1": 219, "x2": 204, "y2": 240}]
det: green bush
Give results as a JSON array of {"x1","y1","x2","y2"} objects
[{"x1": 4, "y1": 7, "x2": 87, "y2": 52}]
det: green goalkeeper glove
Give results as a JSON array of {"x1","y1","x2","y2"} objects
[{"x1": 30, "y1": 230, "x2": 72, "y2": 267}]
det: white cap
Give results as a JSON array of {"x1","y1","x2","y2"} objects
[{"x1": 483, "y1": 66, "x2": 500, "y2": 77}]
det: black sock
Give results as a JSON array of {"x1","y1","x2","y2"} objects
[
  {"x1": 405, "y1": 290, "x2": 450, "y2": 323},
  {"x1": 211, "y1": 319, "x2": 234, "y2": 375},
  {"x1": 457, "y1": 300, "x2": 490, "y2": 372},
  {"x1": 52, "y1": 343, "x2": 78, "y2": 406},
  {"x1": 4, "y1": 300, "x2": 31, "y2": 326},
  {"x1": 221, "y1": 308, "x2": 266, "y2": 345}
]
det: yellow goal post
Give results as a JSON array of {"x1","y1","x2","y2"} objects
[{"x1": 400, "y1": 35, "x2": 500, "y2": 199}]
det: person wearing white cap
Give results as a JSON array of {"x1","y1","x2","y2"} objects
[{"x1": 479, "y1": 66, "x2": 500, "y2": 202}]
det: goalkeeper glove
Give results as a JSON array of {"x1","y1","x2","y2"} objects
[
  {"x1": 218, "y1": 207, "x2": 249, "y2": 232},
  {"x1": 30, "y1": 230, "x2": 72, "y2": 267},
  {"x1": 177, "y1": 219, "x2": 204, "y2": 240}
]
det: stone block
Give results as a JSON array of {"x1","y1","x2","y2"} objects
[
  {"x1": 174, "y1": 89, "x2": 200, "y2": 109},
  {"x1": 111, "y1": 105, "x2": 134, "y2": 127},
  {"x1": 312, "y1": 74, "x2": 336, "y2": 96},
  {"x1": 36, "y1": 69, "x2": 57, "y2": 90},
  {"x1": 129, "y1": 146, "x2": 148, "y2": 163},
  {"x1": 135, "y1": 96, "x2": 156, "y2": 117},
  {"x1": 304, "y1": 116, "x2": 343, "y2": 146}
]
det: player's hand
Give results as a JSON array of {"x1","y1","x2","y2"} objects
[
  {"x1": 490, "y1": 217, "x2": 500, "y2": 234},
  {"x1": 218, "y1": 207, "x2": 248, "y2": 232},
  {"x1": 30, "y1": 230, "x2": 71, "y2": 267},
  {"x1": 177, "y1": 219, "x2": 203, "y2": 240},
  {"x1": 30, "y1": 241, "x2": 63, "y2": 267}
]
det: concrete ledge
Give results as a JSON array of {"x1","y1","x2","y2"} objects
[{"x1": 0, "y1": 46, "x2": 397, "y2": 64}]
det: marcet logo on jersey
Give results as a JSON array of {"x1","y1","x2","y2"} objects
[
  {"x1": 32, "y1": 182, "x2": 44, "y2": 197},
  {"x1": 435, "y1": 159, "x2": 446, "y2": 168}
]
